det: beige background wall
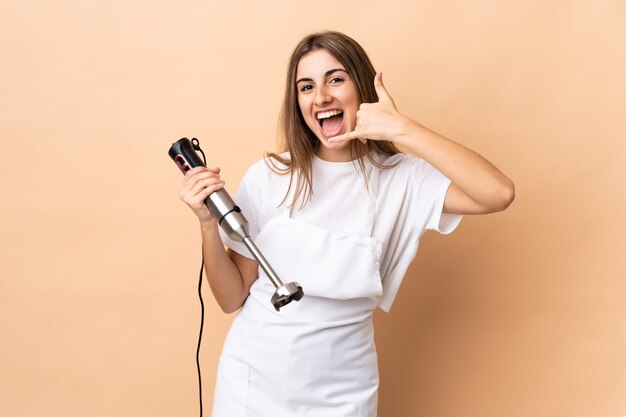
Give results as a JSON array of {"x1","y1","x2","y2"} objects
[{"x1": 1, "y1": 1, "x2": 624, "y2": 416}]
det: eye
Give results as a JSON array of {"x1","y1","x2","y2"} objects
[
  {"x1": 329, "y1": 77, "x2": 344, "y2": 84},
  {"x1": 299, "y1": 84, "x2": 313, "y2": 93}
]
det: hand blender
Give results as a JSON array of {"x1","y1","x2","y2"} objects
[{"x1": 168, "y1": 137, "x2": 304, "y2": 311}]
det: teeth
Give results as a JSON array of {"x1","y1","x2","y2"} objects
[{"x1": 316, "y1": 110, "x2": 342, "y2": 120}]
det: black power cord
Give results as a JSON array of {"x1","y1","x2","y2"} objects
[
  {"x1": 196, "y1": 253, "x2": 205, "y2": 417},
  {"x1": 193, "y1": 138, "x2": 207, "y2": 417}
]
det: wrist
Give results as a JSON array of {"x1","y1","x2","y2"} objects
[
  {"x1": 393, "y1": 115, "x2": 425, "y2": 148},
  {"x1": 199, "y1": 217, "x2": 219, "y2": 233}
]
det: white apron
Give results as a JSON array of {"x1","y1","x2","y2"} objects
[{"x1": 213, "y1": 167, "x2": 383, "y2": 417}]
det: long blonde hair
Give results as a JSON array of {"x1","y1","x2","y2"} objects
[{"x1": 266, "y1": 31, "x2": 401, "y2": 207}]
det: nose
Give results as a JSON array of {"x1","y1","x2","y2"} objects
[{"x1": 314, "y1": 85, "x2": 332, "y2": 106}]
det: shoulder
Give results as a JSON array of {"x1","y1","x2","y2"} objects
[
  {"x1": 375, "y1": 152, "x2": 446, "y2": 192},
  {"x1": 244, "y1": 152, "x2": 290, "y2": 178},
  {"x1": 240, "y1": 152, "x2": 292, "y2": 196},
  {"x1": 376, "y1": 152, "x2": 426, "y2": 175}
]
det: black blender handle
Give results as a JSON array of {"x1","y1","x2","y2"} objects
[{"x1": 168, "y1": 138, "x2": 206, "y2": 174}]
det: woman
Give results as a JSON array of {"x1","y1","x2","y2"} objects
[{"x1": 179, "y1": 31, "x2": 514, "y2": 417}]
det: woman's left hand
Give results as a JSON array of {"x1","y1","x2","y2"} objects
[{"x1": 329, "y1": 72, "x2": 408, "y2": 144}]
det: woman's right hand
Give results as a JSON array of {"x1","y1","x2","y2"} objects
[{"x1": 179, "y1": 166, "x2": 225, "y2": 225}]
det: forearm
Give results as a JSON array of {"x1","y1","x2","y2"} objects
[
  {"x1": 396, "y1": 117, "x2": 515, "y2": 211},
  {"x1": 200, "y1": 220, "x2": 247, "y2": 313}
]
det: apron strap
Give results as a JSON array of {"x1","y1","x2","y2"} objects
[
  {"x1": 361, "y1": 166, "x2": 379, "y2": 237},
  {"x1": 282, "y1": 174, "x2": 297, "y2": 218}
]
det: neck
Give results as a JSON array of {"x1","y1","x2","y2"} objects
[{"x1": 315, "y1": 146, "x2": 354, "y2": 162}]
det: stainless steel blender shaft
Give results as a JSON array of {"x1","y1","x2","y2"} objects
[
  {"x1": 211, "y1": 191, "x2": 304, "y2": 310},
  {"x1": 242, "y1": 237, "x2": 283, "y2": 289}
]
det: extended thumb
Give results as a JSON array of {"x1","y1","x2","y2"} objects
[{"x1": 374, "y1": 72, "x2": 391, "y2": 102}]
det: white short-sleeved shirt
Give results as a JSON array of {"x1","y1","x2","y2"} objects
[{"x1": 219, "y1": 152, "x2": 462, "y2": 312}]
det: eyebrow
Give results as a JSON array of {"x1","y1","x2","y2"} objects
[{"x1": 296, "y1": 68, "x2": 348, "y2": 85}]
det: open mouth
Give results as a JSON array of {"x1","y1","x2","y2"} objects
[{"x1": 316, "y1": 109, "x2": 344, "y2": 138}]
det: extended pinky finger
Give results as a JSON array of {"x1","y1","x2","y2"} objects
[{"x1": 328, "y1": 131, "x2": 360, "y2": 143}]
